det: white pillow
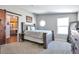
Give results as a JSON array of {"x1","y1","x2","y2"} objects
[{"x1": 31, "y1": 27, "x2": 35, "y2": 30}]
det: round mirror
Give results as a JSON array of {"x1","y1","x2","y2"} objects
[{"x1": 39, "y1": 20, "x2": 46, "y2": 27}]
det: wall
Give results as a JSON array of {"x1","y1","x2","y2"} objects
[{"x1": 35, "y1": 13, "x2": 77, "y2": 41}]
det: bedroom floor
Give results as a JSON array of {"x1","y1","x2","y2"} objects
[{"x1": 0, "y1": 41, "x2": 45, "y2": 54}]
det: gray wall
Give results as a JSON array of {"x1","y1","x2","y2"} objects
[{"x1": 35, "y1": 13, "x2": 77, "y2": 41}]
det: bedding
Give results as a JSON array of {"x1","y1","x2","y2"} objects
[
  {"x1": 24, "y1": 30, "x2": 43, "y2": 39},
  {"x1": 23, "y1": 30, "x2": 54, "y2": 49},
  {"x1": 24, "y1": 30, "x2": 53, "y2": 43}
]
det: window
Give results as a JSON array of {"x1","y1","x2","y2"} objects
[{"x1": 57, "y1": 17, "x2": 69, "y2": 34}]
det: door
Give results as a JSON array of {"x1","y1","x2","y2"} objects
[{"x1": 0, "y1": 9, "x2": 6, "y2": 45}]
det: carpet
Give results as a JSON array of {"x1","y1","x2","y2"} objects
[{"x1": 0, "y1": 41, "x2": 45, "y2": 54}]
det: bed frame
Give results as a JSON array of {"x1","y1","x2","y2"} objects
[{"x1": 21, "y1": 22, "x2": 54, "y2": 49}]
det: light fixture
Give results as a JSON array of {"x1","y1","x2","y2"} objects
[{"x1": 39, "y1": 20, "x2": 46, "y2": 27}]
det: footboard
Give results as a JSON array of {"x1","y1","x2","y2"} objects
[
  {"x1": 43, "y1": 33, "x2": 47, "y2": 49},
  {"x1": 43, "y1": 31, "x2": 54, "y2": 49}
]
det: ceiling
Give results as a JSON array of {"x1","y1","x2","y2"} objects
[
  {"x1": 18, "y1": 5, "x2": 79, "y2": 14},
  {"x1": 1, "y1": 5, "x2": 79, "y2": 14}
]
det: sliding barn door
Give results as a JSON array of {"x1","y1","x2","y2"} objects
[{"x1": 0, "y1": 9, "x2": 6, "y2": 45}]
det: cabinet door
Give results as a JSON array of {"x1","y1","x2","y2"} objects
[{"x1": 0, "y1": 9, "x2": 6, "y2": 45}]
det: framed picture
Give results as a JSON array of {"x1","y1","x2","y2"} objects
[{"x1": 26, "y1": 16, "x2": 32, "y2": 23}]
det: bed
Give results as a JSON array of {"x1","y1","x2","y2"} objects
[
  {"x1": 23, "y1": 30, "x2": 54, "y2": 49},
  {"x1": 21, "y1": 22, "x2": 54, "y2": 49}
]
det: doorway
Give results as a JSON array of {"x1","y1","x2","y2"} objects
[{"x1": 6, "y1": 14, "x2": 18, "y2": 43}]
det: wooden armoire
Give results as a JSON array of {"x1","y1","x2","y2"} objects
[{"x1": 0, "y1": 9, "x2": 6, "y2": 45}]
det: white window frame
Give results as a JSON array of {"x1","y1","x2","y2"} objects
[{"x1": 57, "y1": 17, "x2": 69, "y2": 35}]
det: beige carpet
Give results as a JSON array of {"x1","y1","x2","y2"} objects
[{"x1": 0, "y1": 41, "x2": 45, "y2": 54}]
